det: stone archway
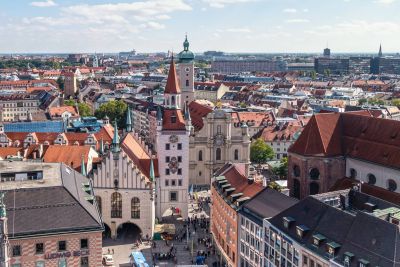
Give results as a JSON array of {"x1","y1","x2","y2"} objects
[
  {"x1": 116, "y1": 222, "x2": 142, "y2": 243},
  {"x1": 103, "y1": 223, "x2": 112, "y2": 239}
]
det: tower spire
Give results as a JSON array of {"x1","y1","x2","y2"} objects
[
  {"x1": 149, "y1": 157, "x2": 155, "y2": 182},
  {"x1": 81, "y1": 154, "x2": 87, "y2": 176},
  {"x1": 126, "y1": 106, "x2": 132, "y2": 132},
  {"x1": 379, "y1": 43, "x2": 383, "y2": 57},
  {"x1": 111, "y1": 120, "x2": 120, "y2": 153}
]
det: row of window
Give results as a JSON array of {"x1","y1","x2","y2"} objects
[
  {"x1": 349, "y1": 168, "x2": 398, "y2": 191},
  {"x1": 99, "y1": 194, "x2": 140, "y2": 219},
  {"x1": 165, "y1": 168, "x2": 182, "y2": 175},
  {"x1": 165, "y1": 143, "x2": 182, "y2": 150},
  {"x1": 12, "y1": 239, "x2": 88, "y2": 257},
  {"x1": 197, "y1": 149, "x2": 240, "y2": 161},
  {"x1": 165, "y1": 179, "x2": 183, "y2": 187}
]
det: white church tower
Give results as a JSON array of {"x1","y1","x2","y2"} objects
[
  {"x1": 177, "y1": 35, "x2": 195, "y2": 108},
  {"x1": 155, "y1": 56, "x2": 191, "y2": 221}
]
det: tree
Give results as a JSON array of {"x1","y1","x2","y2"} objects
[
  {"x1": 267, "y1": 181, "x2": 282, "y2": 192},
  {"x1": 250, "y1": 138, "x2": 275, "y2": 164},
  {"x1": 358, "y1": 98, "x2": 368, "y2": 105},
  {"x1": 272, "y1": 157, "x2": 288, "y2": 179},
  {"x1": 392, "y1": 99, "x2": 400, "y2": 108},
  {"x1": 56, "y1": 76, "x2": 64, "y2": 90},
  {"x1": 64, "y1": 100, "x2": 92, "y2": 117},
  {"x1": 310, "y1": 70, "x2": 317, "y2": 80},
  {"x1": 324, "y1": 68, "x2": 331, "y2": 77},
  {"x1": 94, "y1": 100, "x2": 127, "y2": 128}
]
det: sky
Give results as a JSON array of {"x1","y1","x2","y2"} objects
[{"x1": 0, "y1": 0, "x2": 400, "y2": 53}]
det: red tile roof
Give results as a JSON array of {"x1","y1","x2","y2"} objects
[
  {"x1": 43, "y1": 145, "x2": 91, "y2": 172},
  {"x1": 0, "y1": 147, "x2": 22, "y2": 159},
  {"x1": 162, "y1": 109, "x2": 186, "y2": 131},
  {"x1": 188, "y1": 101, "x2": 213, "y2": 131},
  {"x1": 49, "y1": 106, "x2": 79, "y2": 117},
  {"x1": 217, "y1": 163, "x2": 263, "y2": 198},
  {"x1": 290, "y1": 112, "x2": 400, "y2": 170},
  {"x1": 121, "y1": 133, "x2": 159, "y2": 179},
  {"x1": 164, "y1": 59, "x2": 180, "y2": 94}
]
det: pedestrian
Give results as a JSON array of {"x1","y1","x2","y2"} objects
[
  {"x1": 112, "y1": 249, "x2": 114, "y2": 254},
  {"x1": 107, "y1": 248, "x2": 110, "y2": 254}
]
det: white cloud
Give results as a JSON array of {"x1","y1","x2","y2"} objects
[
  {"x1": 226, "y1": 28, "x2": 252, "y2": 33},
  {"x1": 303, "y1": 8, "x2": 309, "y2": 12},
  {"x1": 30, "y1": 0, "x2": 57, "y2": 7},
  {"x1": 1, "y1": 0, "x2": 192, "y2": 52},
  {"x1": 374, "y1": 0, "x2": 396, "y2": 4},
  {"x1": 286, "y1": 19, "x2": 310, "y2": 23},
  {"x1": 202, "y1": 0, "x2": 257, "y2": 8},
  {"x1": 283, "y1": 8, "x2": 297, "y2": 13}
]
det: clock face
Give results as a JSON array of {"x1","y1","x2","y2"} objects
[
  {"x1": 169, "y1": 135, "x2": 178, "y2": 143},
  {"x1": 214, "y1": 134, "x2": 224, "y2": 146},
  {"x1": 185, "y1": 67, "x2": 190, "y2": 72},
  {"x1": 168, "y1": 157, "x2": 179, "y2": 173}
]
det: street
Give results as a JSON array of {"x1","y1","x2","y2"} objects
[{"x1": 102, "y1": 190, "x2": 218, "y2": 266}]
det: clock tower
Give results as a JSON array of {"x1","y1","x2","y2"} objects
[
  {"x1": 178, "y1": 35, "x2": 195, "y2": 108},
  {"x1": 156, "y1": 57, "x2": 190, "y2": 221}
]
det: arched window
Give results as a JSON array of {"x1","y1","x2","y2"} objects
[
  {"x1": 95, "y1": 196, "x2": 102, "y2": 215},
  {"x1": 234, "y1": 149, "x2": 239, "y2": 160},
  {"x1": 131, "y1": 197, "x2": 140, "y2": 219},
  {"x1": 309, "y1": 182, "x2": 319, "y2": 195},
  {"x1": 388, "y1": 179, "x2": 397, "y2": 192},
  {"x1": 293, "y1": 165, "x2": 301, "y2": 177},
  {"x1": 367, "y1": 173, "x2": 376, "y2": 185},
  {"x1": 171, "y1": 96, "x2": 176, "y2": 106},
  {"x1": 111, "y1": 192, "x2": 122, "y2": 218},
  {"x1": 309, "y1": 168, "x2": 320, "y2": 180},
  {"x1": 198, "y1": 150, "x2": 203, "y2": 161},
  {"x1": 216, "y1": 148, "x2": 221, "y2": 161},
  {"x1": 186, "y1": 80, "x2": 189, "y2": 87},
  {"x1": 349, "y1": 168, "x2": 357, "y2": 179}
]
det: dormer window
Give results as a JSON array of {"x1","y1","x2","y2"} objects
[
  {"x1": 312, "y1": 234, "x2": 326, "y2": 247},
  {"x1": 283, "y1": 216, "x2": 295, "y2": 229},
  {"x1": 171, "y1": 116, "x2": 176, "y2": 123},
  {"x1": 296, "y1": 225, "x2": 309, "y2": 238},
  {"x1": 327, "y1": 241, "x2": 341, "y2": 257},
  {"x1": 358, "y1": 259, "x2": 369, "y2": 267},
  {"x1": 343, "y1": 252, "x2": 354, "y2": 267}
]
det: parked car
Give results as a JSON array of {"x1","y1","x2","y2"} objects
[{"x1": 102, "y1": 254, "x2": 114, "y2": 266}]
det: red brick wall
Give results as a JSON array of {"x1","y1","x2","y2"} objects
[
  {"x1": 9, "y1": 231, "x2": 102, "y2": 267},
  {"x1": 211, "y1": 186, "x2": 238, "y2": 266},
  {"x1": 288, "y1": 154, "x2": 346, "y2": 199}
]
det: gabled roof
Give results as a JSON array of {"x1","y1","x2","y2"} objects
[
  {"x1": 290, "y1": 112, "x2": 400, "y2": 169},
  {"x1": 120, "y1": 133, "x2": 159, "y2": 179},
  {"x1": 43, "y1": 145, "x2": 94, "y2": 173},
  {"x1": 164, "y1": 58, "x2": 181, "y2": 94},
  {"x1": 162, "y1": 109, "x2": 186, "y2": 131},
  {"x1": 289, "y1": 112, "x2": 342, "y2": 156},
  {"x1": 188, "y1": 101, "x2": 213, "y2": 131}
]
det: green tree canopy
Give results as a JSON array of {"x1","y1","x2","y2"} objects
[
  {"x1": 94, "y1": 100, "x2": 127, "y2": 128},
  {"x1": 272, "y1": 157, "x2": 288, "y2": 179},
  {"x1": 392, "y1": 99, "x2": 400, "y2": 108},
  {"x1": 250, "y1": 138, "x2": 275, "y2": 164},
  {"x1": 64, "y1": 100, "x2": 92, "y2": 117},
  {"x1": 358, "y1": 98, "x2": 367, "y2": 105},
  {"x1": 267, "y1": 181, "x2": 282, "y2": 192}
]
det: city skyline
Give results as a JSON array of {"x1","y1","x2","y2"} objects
[{"x1": 1, "y1": 0, "x2": 400, "y2": 53}]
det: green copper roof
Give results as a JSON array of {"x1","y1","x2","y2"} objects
[{"x1": 178, "y1": 35, "x2": 194, "y2": 62}]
